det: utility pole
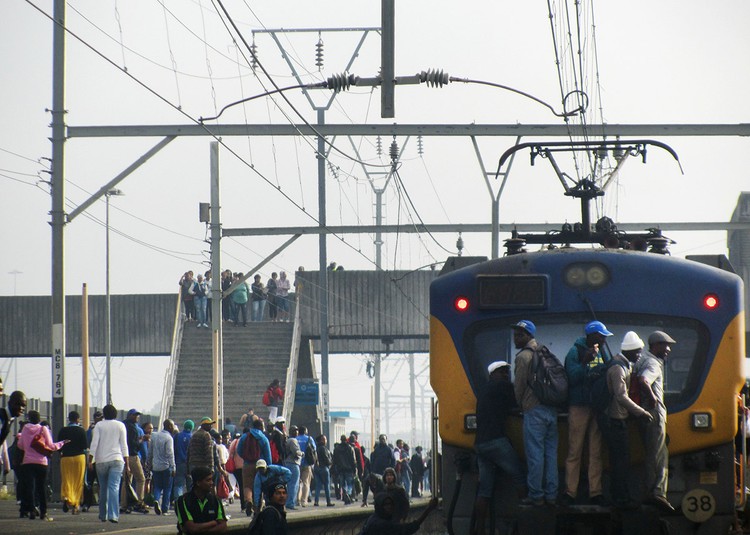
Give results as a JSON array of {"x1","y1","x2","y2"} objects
[
  {"x1": 409, "y1": 353, "x2": 417, "y2": 447},
  {"x1": 49, "y1": 0, "x2": 67, "y2": 497},
  {"x1": 210, "y1": 142, "x2": 224, "y2": 429}
]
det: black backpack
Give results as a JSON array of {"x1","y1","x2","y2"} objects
[
  {"x1": 528, "y1": 345, "x2": 568, "y2": 407},
  {"x1": 304, "y1": 440, "x2": 318, "y2": 466},
  {"x1": 589, "y1": 359, "x2": 627, "y2": 412},
  {"x1": 247, "y1": 504, "x2": 281, "y2": 535}
]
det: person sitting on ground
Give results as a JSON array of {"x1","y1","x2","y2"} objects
[
  {"x1": 175, "y1": 466, "x2": 227, "y2": 534},
  {"x1": 362, "y1": 471, "x2": 386, "y2": 507},
  {"x1": 360, "y1": 493, "x2": 438, "y2": 535},
  {"x1": 382, "y1": 467, "x2": 410, "y2": 523}
]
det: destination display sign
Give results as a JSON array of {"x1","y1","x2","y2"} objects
[{"x1": 477, "y1": 275, "x2": 547, "y2": 308}]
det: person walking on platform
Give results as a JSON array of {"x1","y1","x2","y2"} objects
[
  {"x1": 333, "y1": 434, "x2": 357, "y2": 504},
  {"x1": 120, "y1": 409, "x2": 148, "y2": 513},
  {"x1": 283, "y1": 426, "x2": 303, "y2": 509},
  {"x1": 150, "y1": 419, "x2": 176, "y2": 516},
  {"x1": 174, "y1": 420, "x2": 193, "y2": 499},
  {"x1": 314, "y1": 434, "x2": 335, "y2": 507},
  {"x1": 89, "y1": 404, "x2": 129, "y2": 523},
  {"x1": 370, "y1": 434, "x2": 394, "y2": 476},
  {"x1": 58, "y1": 410, "x2": 88, "y2": 515}
]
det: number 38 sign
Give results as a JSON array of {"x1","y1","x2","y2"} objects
[{"x1": 681, "y1": 489, "x2": 716, "y2": 523}]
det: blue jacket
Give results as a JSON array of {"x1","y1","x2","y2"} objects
[
  {"x1": 254, "y1": 465, "x2": 291, "y2": 507},
  {"x1": 564, "y1": 336, "x2": 611, "y2": 406},
  {"x1": 237, "y1": 428, "x2": 272, "y2": 464},
  {"x1": 174, "y1": 430, "x2": 192, "y2": 464}
]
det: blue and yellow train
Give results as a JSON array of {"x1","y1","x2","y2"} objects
[{"x1": 430, "y1": 241, "x2": 746, "y2": 533}]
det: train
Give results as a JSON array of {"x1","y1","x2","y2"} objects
[{"x1": 430, "y1": 222, "x2": 746, "y2": 533}]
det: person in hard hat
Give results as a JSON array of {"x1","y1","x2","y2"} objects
[
  {"x1": 598, "y1": 331, "x2": 653, "y2": 509},
  {"x1": 633, "y1": 331, "x2": 677, "y2": 513},
  {"x1": 561, "y1": 320, "x2": 614, "y2": 507},
  {"x1": 471, "y1": 360, "x2": 526, "y2": 534}
]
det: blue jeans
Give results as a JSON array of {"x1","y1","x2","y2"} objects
[
  {"x1": 173, "y1": 462, "x2": 188, "y2": 499},
  {"x1": 284, "y1": 462, "x2": 300, "y2": 508},
  {"x1": 475, "y1": 436, "x2": 526, "y2": 498},
  {"x1": 151, "y1": 469, "x2": 173, "y2": 513},
  {"x1": 401, "y1": 469, "x2": 412, "y2": 498},
  {"x1": 523, "y1": 405, "x2": 559, "y2": 501},
  {"x1": 338, "y1": 469, "x2": 354, "y2": 499},
  {"x1": 194, "y1": 296, "x2": 207, "y2": 325},
  {"x1": 233, "y1": 302, "x2": 248, "y2": 324},
  {"x1": 96, "y1": 460, "x2": 124, "y2": 521},
  {"x1": 314, "y1": 466, "x2": 331, "y2": 504},
  {"x1": 251, "y1": 299, "x2": 267, "y2": 321}
]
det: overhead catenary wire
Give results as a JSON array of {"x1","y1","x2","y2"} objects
[{"x1": 23, "y1": 0, "x2": 380, "y2": 271}]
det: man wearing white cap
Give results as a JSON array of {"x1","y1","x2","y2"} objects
[
  {"x1": 633, "y1": 330, "x2": 677, "y2": 512},
  {"x1": 472, "y1": 360, "x2": 526, "y2": 533},
  {"x1": 598, "y1": 332, "x2": 654, "y2": 509}
]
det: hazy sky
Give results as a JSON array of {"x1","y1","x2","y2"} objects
[{"x1": 2, "y1": 1, "x2": 749, "y2": 418}]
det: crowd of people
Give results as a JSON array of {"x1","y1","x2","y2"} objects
[
  {"x1": 179, "y1": 269, "x2": 299, "y2": 327},
  {"x1": 472, "y1": 319, "x2": 675, "y2": 533},
  {"x1": 0, "y1": 377, "x2": 435, "y2": 533}
]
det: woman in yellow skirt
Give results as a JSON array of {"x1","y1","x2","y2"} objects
[{"x1": 57, "y1": 411, "x2": 89, "y2": 514}]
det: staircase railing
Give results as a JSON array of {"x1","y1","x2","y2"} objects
[
  {"x1": 159, "y1": 291, "x2": 185, "y2": 425},
  {"x1": 282, "y1": 293, "x2": 302, "y2": 424}
]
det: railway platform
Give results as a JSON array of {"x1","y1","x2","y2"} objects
[{"x1": 0, "y1": 494, "x2": 440, "y2": 534}]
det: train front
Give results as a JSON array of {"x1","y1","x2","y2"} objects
[{"x1": 429, "y1": 249, "x2": 745, "y2": 534}]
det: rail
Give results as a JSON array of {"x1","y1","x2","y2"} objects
[
  {"x1": 282, "y1": 293, "x2": 302, "y2": 424},
  {"x1": 159, "y1": 291, "x2": 184, "y2": 425}
]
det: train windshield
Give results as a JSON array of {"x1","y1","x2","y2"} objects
[{"x1": 465, "y1": 313, "x2": 709, "y2": 409}]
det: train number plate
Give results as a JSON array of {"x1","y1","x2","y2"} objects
[{"x1": 681, "y1": 489, "x2": 716, "y2": 523}]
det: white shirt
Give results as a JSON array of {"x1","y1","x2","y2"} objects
[{"x1": 90, "y1": 419, "x2": 128, "y2": 464}]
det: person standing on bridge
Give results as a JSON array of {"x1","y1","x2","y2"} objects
[
  {"x1": 251, "y1": 274, "x2": 268, "y2": 321},
  {"x1": 276, "y1": 271, "x2": 292, "y2": 322},
  {"x1": 231, "y1": 273, "x2": 250, "y2": 327}
]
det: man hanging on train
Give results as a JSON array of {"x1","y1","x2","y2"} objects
[{"x1": 632, "y1": 330, "x2": 677, "y2": 512}]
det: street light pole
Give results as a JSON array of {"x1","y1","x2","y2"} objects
[{"x1": 105, "y1": 188, "x2": 124, "y2": 405}]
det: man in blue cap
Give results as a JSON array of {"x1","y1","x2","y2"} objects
[
  {"x1": 561, "y1": 320, "x2": 613, "y2": 506},
  {"x1": 512, "y1": 320, "x2": 558, "y2": 507}
]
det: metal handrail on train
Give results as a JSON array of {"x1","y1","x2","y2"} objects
[{"x1": 159, "y1": 291, "x2": 184, "y2": 425}]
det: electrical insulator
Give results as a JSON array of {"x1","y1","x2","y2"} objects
[
  {"x1": 456, "y1": 232, "x2": 464, "y2": 256},
  {"x1": 389, "y1": 138, "x2": 398, "y2": 162},
  {"x1": 250, "y1": 41, "x2": 258, "y2": 71},
  {"x1": 327, "y1": 161, "x2": 339, "y2": 179},
  {"x1": 326, "y1": 72, "x2": 356, "y2": 93},
  {"x1": 417, "y1": 135, "x2": 424, "y2": 156},
  {"x1": 376, "y1": 136, "x2": 383, "y2": 157},
  {"x1": 315, "y1": 34, "x2": 324, "y2": 70},
  {"x1": 420, "y1": 68, "x2": 450, "y2": 88}
]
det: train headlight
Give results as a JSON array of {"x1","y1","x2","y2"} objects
[
  {"x1": 691, "y1": 412, "x2": 712, "y2": 430},
  {"x1": 464, "y1": 414, "x2": 477, "y2": 431},
  {"x1": 564, "y1": 263, "x2": 610, "y2": 289}
]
